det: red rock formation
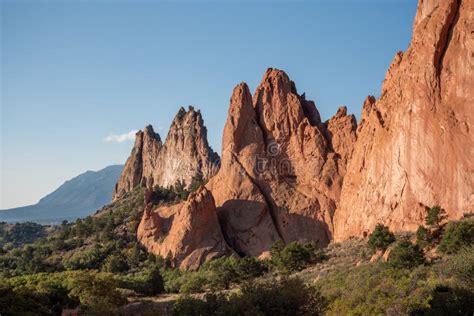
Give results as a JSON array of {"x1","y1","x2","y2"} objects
[
  {"x1": 207, "y1": 69, "x2": 357, "y2": 256},
  {"x1": 113, "y1": 106, "x2": 220, "y2": 200},
  {"x1": 334, "y1": 0, "x2": 474, "y2": 240},
  {"x1": 137, "y1": 187, "x2": 233, "y2": 270}
]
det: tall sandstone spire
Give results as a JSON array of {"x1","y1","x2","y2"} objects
[
  {"x1": 206, "y1": 68, "x2": 357, "y2": 256},
  {"x1": 334, "y1": 0, "x2": 473, "y2": 240},
  {"x1": 113, "y1": 106, "x2": 220, "y2": 200}
]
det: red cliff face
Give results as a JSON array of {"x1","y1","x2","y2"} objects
[
  {"x1": 334, "y1": 0, "x2": 474, "y2": 240},
  {"x1": 207, "y1": 69, "x2": 357, "y2": 256},
  {"x1": 113, "y1": 107, "x2": 220, "y2": 200}
]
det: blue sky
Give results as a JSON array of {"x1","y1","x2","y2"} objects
[{"x1": 1, "y1": 0, "x2": 417, "y2": 209}]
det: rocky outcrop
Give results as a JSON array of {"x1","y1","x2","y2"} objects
[
  {"x1": 137, "y1": 187, "x2": 233, "y2": 270},
  {"x1": 113, "y1": 107, "x2": 220, "y2": 200},
  {"x1": 134, "y1": 0, "x2": 473, "y2": 268},
  {"x1": 207, "y1": 69, "x2": 357, "y2": 256},
  {"x1": 334, "y1": 0, "x2": 474, "y2": 240}
]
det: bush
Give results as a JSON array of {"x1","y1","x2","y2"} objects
[
  {"x1": 442, "y1": 246, "x2": 474, "y2": 289},
  {"x1": 316, "y1": 262, "x2": 474, "y2": 315},
  {"x1": 102, "y1": 254, "x2": 129, "y2": 273},
  {"x1": 425, "y1": 206, "x2": 447, "y2": 227},
  {"x1": 237, "y1": 277, "x2": 327, "y2": 315},
  {"x1": 0, "y1": 283, "x2": 51, "y2": 315},
  {"x1": 203, "y1": 256, "x2": 239, "y2": 289},
  {"x1": 188, "y1": 173, "x2": 206, "y2": 193},
  {"x1": 179, "y1": 272, "x2": 208, "y2": 294},
  {"x1": 118, "y1": 265, "x2": 164, "y2": 295},
  {"x1": 4, "y1": 271, "x2": 127, "y2": 314},
  {"x1": 179, "y1": 256, "x2": 267, "y2": 293},
  {"x1": 67, "y1": 271, "x2": 127, "y2": 312},
  {"x1": 143, "y1": 265, "x2": 165, "y2": 295},
  {"x1": 162, "y1": 269, "x2": 184, "y2": 293},
  {"x1": 63, "y1": 246, "x2": 107, "y2": 270},
  {"x1": 438, "y1": 220, "x2": 474, "y2": 254},
  {"x1": 388, "y1": 240, "x2": 424, "y2": 269},
  {"x1": 415, "y1": 285, "x2": 474, "y2": 315},
  {"x1": 167, "y1": 256, "x2": 270, "y2": 294},
  {"x1": 232, "y1": 257, "x2": 267, "y2": 280},
  {"x1": 416, "y1": 225, "x2": 432, "y2": 247},
  {"x1": 271, "y1": 241, "x2": 325, "y2": 272},
  {"x1": 172, "y1": 277, "x2": 327, "y2": 316},
  {"x1": 172, "y1": 294, "x2": 218, "y2": 316},
  {"x1": 1, "y1": 222, "x2": 46, "y2": 246},
  {"x1": 4, "y1": 272, "x2": 82, "y2": 313},
  {"x1": 368, "y1": 224, "x2": 396, "y2": 252},
  {"x1": 270, "y1": 239, "x2": 285, "y2": 258}
]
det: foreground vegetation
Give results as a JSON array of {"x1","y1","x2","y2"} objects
[{"x1": 1, "y1": 193, "x2": 473, "y2": 315}]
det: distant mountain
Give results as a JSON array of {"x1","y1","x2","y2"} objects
[{"x1": 0, "y1": 165, "x2": 123, "y2": 224}]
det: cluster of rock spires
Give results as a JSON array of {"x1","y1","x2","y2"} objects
[
  {"x1": 113, "y1": 106, "x2": 220, "y2": 201},
  {"x1": 205, "y1": 70, "x2": 357, "y2": 257},
  {"x1": 115, "y1": 0, "x2": 473, "y2": 270}
]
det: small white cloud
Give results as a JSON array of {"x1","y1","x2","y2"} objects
[{"x1": 104, "y1": 130, "x2": 138, "y2": 143}]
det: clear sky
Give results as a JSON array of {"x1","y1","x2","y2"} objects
[{"x1": 1, "y1": 0, "x2": 417, "y2": 209}]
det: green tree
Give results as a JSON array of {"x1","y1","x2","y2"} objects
[
  {"x1": 180, "y1": 272, "x2": 208, "y2": 294},
  {"x1": 0, "y1": 283, "x2": 51, "y2": 316},
  {"x1": 63, "y1": 246, "x2": 104, "y2": 270},
  {"x1": 425, "y1": 206, "x2": 447, "y2": 228},
  {"x1": 67, "y1": 272, "x2": 126, "y2": 312},
  {"x1": 438, "y1": 220, "x2": 474, "y2": 254},
  {"x1": 270, "y1": 241, "x2": 325, "y2": 272},
  {"x1": 416, "y1": 225, "x2": 432, "y2": 247},
  {"x1": 368, "y1": 224, "x2": 396, "y2": 252},
  {"x1": 232, "y1": 257, "x2": 267, "y2": 280},
  {"x1": 162, "y1": 269, "x2": 184, "y2": 293},
  {"x1": 74, "y1": 219, "x2": 88, "y2": 237},
  {"x1": 172, "y1": 180, "x2": 188, "y2": 200},
  {"x1": 205, "y1": 256, "x2": 238, "y2": 289},
  {"x1": 172, "y1": 277, "x2": 327, "y2": 316},
  {"x1": 417, "y1": 285, "x2": 474, "y2": 315},
  {"x1": 144, "y1": 265, "x2": 165, "y2": 295},
  {"x1": 388, "y1": 240, "x2": 425, "y2": 269},
  {"x1": 102, "y1": 254, "x2": 129, "y2": 273},
  {"x1": 188, "y1": 173, "x2": 205, "y2": 193},
  {"x1": 126, "y1": 243, "x2": 146, "y2": 269},
  {"x1": 442, "y1": 245, "x2": 474, "y2": 289}
]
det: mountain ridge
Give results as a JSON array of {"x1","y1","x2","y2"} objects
[{"x1": 0, "y1": 165, "x2": 123, "y2": 224}]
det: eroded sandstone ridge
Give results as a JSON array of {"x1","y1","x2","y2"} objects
[
  {"x1": 137, "y1": 187, "x2": 233, "y2": 270},
  {"x1": 206, "y1": 69, "x2": 357, "y2": 256},
  {"x1": 334, "y1": 0, "x2": 474, "y2": 240},
  {"x1": 131, "y1": 0, "x2": 473, "y2": 268},
  {"x1": 113, "y1": 107, "x2": 220, "y2": 200}
]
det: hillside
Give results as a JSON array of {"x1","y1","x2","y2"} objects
[
  {"x1": 0, "y1": 165, "x2": 123, "y2": 224},
  {"x1": 1, "y1": 191, "x2": 472, "y2": 315}
]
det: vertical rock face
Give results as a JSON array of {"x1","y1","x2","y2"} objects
[
  {"x1": 207, "y1": 69, "x2": 357, "y2": 256},
  {"x1": 113, "y1": 126, "x2": 162, "y2": 198},
  {"x1": 113, "y1": 106, "x2": 220, "y2": 200},
  {"x1": 137, "y1": 187, "x2": 233, "y2": 270},
  {"x1": 334, "y1": 0, "x2": 474, "y2": 240}
]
